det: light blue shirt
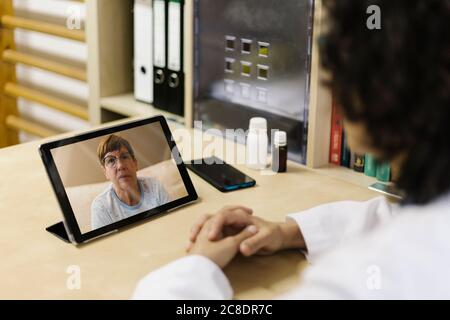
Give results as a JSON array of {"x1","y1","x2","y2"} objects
[{"x1": 91, "y1": 177, "x2": 171, "y2": 230}]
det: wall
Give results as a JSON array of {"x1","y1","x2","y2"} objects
[{"x1": 13, "y1": 0, "x2": 89, "y2": 142}]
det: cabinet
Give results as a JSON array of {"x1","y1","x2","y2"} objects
[{"x1": 85, "y1": 0, "x2": 377, "y2": 188}]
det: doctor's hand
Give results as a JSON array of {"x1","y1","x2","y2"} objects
[
  {"x1": 187, "y1": 205, "x2": 306, "y2": 257},
  {"x1": 186, "y1": 217, "x2": 258, "y2": 269}
]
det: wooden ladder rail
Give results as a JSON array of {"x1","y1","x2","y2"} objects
[{"x1": 0, "y1": 0, "x2": 87, "y2": 145}]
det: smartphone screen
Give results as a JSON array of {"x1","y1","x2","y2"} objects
[{"x1": 185, "y1": 156, "x2": 255, "y2": 192}]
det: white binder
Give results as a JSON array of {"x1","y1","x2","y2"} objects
[{"x1": 134, "y1": 0, "x2": 153, "y2": 103}]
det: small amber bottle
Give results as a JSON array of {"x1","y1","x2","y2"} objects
[{"x1": 272, "y1": 131, "x2": 287, "y2": 173}]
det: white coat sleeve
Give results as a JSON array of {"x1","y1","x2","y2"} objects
[
  {"x1": 132, "y1": 255, "x2": 233, "y2": 300},
  {"x1": 287, "y1": 196, "x2": 397, "y2": 263}
]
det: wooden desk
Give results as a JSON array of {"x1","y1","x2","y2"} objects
[{"x1": 0, "y1": 121, "x2": 379, "y2": 299}]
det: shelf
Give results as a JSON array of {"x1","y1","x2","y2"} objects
[
  {"x1": 87, "y1": 0, "x2": 194, "y2": 127},
  {"x1": 100, "y1": 93, "x2": 185, "y2": 125}
]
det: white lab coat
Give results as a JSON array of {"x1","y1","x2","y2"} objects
[{"x1": 132, "y1": 192, "x2": 450, "y2": 299}]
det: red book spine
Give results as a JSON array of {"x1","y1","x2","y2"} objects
[{"x1": 329, "y1": 93, "x2": 343, "y2": 165}]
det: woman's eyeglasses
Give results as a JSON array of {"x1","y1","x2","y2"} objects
[{"x1": 103, "y1": 152, "x2": 134, "y2": 168}]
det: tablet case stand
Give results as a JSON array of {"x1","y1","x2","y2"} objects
[{"x1": 46, "y1": 222, "x2": 70, "y2": 243}]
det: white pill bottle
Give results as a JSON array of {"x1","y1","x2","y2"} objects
[{"x1": 246, "y1": 117, "x2": 268, "y2": 170}]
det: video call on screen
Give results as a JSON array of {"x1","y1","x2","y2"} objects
[{"x1": 50, "y1": 123, "x2": 188, "y2": 234}]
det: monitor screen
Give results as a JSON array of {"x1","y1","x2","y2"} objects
[{"x1": 49, "y1": 121, "x2": 189, "y2": 234}]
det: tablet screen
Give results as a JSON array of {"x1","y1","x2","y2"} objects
[{"x1": 42, "y1": 117, "x2": 196, "y2": 240}]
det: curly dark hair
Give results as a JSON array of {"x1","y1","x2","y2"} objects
[{"x1": 320, "y1": 0, "x2": 450, "y2": 204}]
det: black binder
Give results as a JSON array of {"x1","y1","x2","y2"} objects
[
  {"x1": 153, "y1": 0, "x2": 169, "y2": 110},
  {"x1": 153, "y1": 0, "x2": 184, "y2": 116},
  {"x1": 166, "y1": 0, "x2": 184, "y2": 116}
]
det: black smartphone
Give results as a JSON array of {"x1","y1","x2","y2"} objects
[{"x1": 185, "y1": 156, "x2": 256, "y2": 192}]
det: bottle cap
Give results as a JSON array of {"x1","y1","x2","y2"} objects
[
  {"x1": 274, "y1": 131, "x2": 287, "y2": 146},
  {"x1": 249, "y1": 117, "x2": 267, "y2": 131}
]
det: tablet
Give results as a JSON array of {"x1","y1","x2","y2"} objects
[{"x1": 39, "y1": 116, "x2": 197, "y2": 244}]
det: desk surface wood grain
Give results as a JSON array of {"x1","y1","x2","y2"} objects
[{"x1": 0, "y1": 122, "x2": 379, "y2": 299}]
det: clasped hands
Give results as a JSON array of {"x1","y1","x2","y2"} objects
[{"x1": 186, "y1": 205, "x2": 306, "y2": 269}]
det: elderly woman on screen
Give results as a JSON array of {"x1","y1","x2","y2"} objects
[{"x1": 91, "y1": 134, "x2": 171, "y2": 230}]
